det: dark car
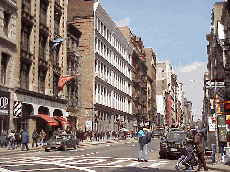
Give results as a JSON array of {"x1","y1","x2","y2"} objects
[
  {"x1": 151, "y1": 130, "x2": 161, "y2": 138},
  {"x1": 43, "y1": 134, "x2": 79, "y2": 152},
  {"x1": 159, "y1": 131, "x2": 187, "y2": 159}
]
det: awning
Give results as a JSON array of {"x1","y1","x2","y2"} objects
[
  {"x1": 54, "y1": 116, "x2": 71, "y2": 126},
  {"x1": 38, "y1": 114, "x2": 59, "y2": 126}
]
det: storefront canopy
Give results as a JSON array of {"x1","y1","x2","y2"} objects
[
  {"x1": 54, "y1": 116, "x2": 71, "y2": 126},
  {"x1": 38, "y1": 114, "x2": 59, "y2": 126}
]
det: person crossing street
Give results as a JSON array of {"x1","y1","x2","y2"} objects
[{"x1": 137, "y1": 128, "x2": 151, "y2": 162}]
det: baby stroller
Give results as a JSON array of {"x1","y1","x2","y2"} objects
[{"x1": 175, "y1": 146, "x2": 198, "y2": 170}]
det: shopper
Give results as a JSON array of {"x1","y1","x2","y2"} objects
[
  {"x1": 7, "y1": 130, "x2": 15, "y2": 150},
  {"x1": 1, "y1": 130, "x2": 7, "y2": 148},
  {"x1": 39, "y1": 129, "x2": 46, "y2": 145},
  {"x1": 20, "y1": 129, "x2": 29, "y2": 151},
  {"x1": 32, "y1": 130, "x2": 38, "y2": 148}
]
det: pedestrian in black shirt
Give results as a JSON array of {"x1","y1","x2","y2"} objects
[{"x1": 32, "y1": 130, "x2": 38, "y2": 148}]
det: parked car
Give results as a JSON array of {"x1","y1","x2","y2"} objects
[
  {"x1": 159, "y1": 131, "x2": 187, "y2": 159},
  {"x1": 43, "y1": 134, "x2": 79, "y2": 152},
  {"x1": 151, "y1": 130, "x2": 161, "y2": 138}
]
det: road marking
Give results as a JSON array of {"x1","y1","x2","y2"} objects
[{"x1": 0, "y1": 155, "x2": 169, "y2": 171}]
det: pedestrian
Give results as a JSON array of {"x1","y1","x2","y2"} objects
[
  {"x1": 1, "y1": 130, "x2": 7, "y2": 148},
  {"x1": 66, "y1": 128, "x2": 71, "y2": 134},
  {"x1": 137, "y1": 128, "x2": 151, "y2": 162},
  {"x1": 95, "y1": 131, "x2": 98, "y2": 141},
  {"x1": 57, "y1": 128, "x2": 62, "y2": 135},
  {"x1": 194, "y1": 130, "x2": 208, "y2": 171},
  {"x1": 7, "y1": 130, "x2": 15, "y2": 150},
  {"x1": 20, "y1": 129, "x2": 29, "y2": 151},
  {"x1": 32, "y1": 130, "x2": 38, "y2": 148},
  {"x1": 89, "y1": 130, "x2": 93, "y2": 141},
  {"x1": 39, "y1": 129, "x2": 46, "y2": 145},
  {"x1": 211, "y1": 144, "x2": 216, "y2": 165}
]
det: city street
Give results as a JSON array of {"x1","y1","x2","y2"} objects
[
  {"x1": 0, "y1": 138, "x2": 228, "y2": 172},
  {"x1": 0, "y1": 138, "x2": 177, "y2": 172}
]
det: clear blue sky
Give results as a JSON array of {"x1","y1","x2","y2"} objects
[
  {"x1": 99, "y1": 0, "x2": 220, "y2": 121},
  {"x1": 99, "y1": 0, "x2": 217, "y2": 67}
]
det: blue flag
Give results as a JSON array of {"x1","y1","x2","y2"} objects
[{"x1": 49, "y1": 38, "x2": 65, "y2": 52}]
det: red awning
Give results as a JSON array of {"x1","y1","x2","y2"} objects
[
  {"x1": 38, "y1": 114, "x2": 59, "y2": 126},
  {"x1": 54, "y1": 116, "x2": 71, "y2": 126}
]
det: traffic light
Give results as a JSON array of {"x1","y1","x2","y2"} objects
[{"x1": 225, "y1": 103, "x2": 230, "y2": 113}]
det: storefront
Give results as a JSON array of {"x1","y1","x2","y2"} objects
[
  {"x1": 0, "y1": 90, "x2": 10, "y2": 132},
  {"x1": 13, "y1": 88, "x2": 68, "y2": 142}
]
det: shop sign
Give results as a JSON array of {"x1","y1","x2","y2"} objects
[
  {"x1": 218, "y1": 115, "x2": 227, "y2": 142},
  {"x1": 86, "y1": 121, "x2": 92, "y2": 131},
  {"x1": 208, "y1": 117, "x2": 215, "y2": 132},
  {"x1": 0, "y1": 90, "x2": 10, "y2": 115}
]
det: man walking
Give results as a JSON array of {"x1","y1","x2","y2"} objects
[
  {"x1": 138, "y1": 128, "x2": 151, "y2": 162},
  {"x1": 32, "y1": 130, "x2": 38, "y2": 148},
  {"x1": 20, "y1": 129, "x2": 29, "y2": 151}
]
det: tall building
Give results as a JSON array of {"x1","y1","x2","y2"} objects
[
  {"x1": 156, "y1": 61, "x2": 173, "y2": 127},
  {"x1": 156, "y1": 61, "x2": 186, "y2": 128},
  {"x1": 144, "y1": 48, "x2": 157, "y2": 127},
  {"x1": 119, "y1": 27, "x2": 148, "y2": 130},
  {"x1": 0, "y1": 0, "x2": 17, "y2": 132},
  {"x1": 68, "y1": 0, "x2": 133, "y2": 132},
  {"x1": 11, "y1": 0, "x2": 73, "y2": 141}
]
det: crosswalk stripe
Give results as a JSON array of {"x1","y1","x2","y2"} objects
[{"x1": 0, "y1": 155, "x2": 169, "y2": 171}]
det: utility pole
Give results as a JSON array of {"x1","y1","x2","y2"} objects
[{"x1": 214, "y1": 80, "x2": 219, "y2": 154}]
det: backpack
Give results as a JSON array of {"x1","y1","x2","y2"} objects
[
  {"x1": 146, "y1": 133, "x2": 151, "y2": 143},
  {"x1": 138, "y1": 130, "x2": 144, "y2": 137}
]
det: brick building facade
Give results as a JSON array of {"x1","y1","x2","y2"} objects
[{"x1": 68, "y1": 0, "x2": 133, "y2": 132}]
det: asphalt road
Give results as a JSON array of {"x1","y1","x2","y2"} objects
[{"x1": 0, "y1": 138, "x2": 191, "y2": 172}]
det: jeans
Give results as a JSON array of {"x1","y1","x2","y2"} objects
[
  {"x1": 139, "y1": 143, "x2": 147, "y2": 160},
  {"x1": 7, "y1": 141, "x2": 15, "y2": 150},
  {"x1": 40, "y1": 139, "x2": 44, "y2": 145}
]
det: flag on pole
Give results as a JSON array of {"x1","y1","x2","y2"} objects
[
  {"x1": 13, "y1": 101, "x2": 22, "y2": 117},
  {"x1": 49, "y1": 39, "x2": 65, "y2": 52},
  {"x1": 58, "y1": 76, "x2": 74, "y2": 92}
]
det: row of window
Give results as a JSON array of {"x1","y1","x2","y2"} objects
[
  {"x1": 95, "y1": 59, "x2": 131, "y2": 95},
  {"x1": 95, "y1": 38, "x2": 131, "y2": 78},
  {"x1": 95, "y1": 17, "x2": 131, "y2": 64},
  {"x1": 95, "y1": 84, "x2": 131, "y2": 114}
]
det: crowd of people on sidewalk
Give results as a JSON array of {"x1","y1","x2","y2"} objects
[{"x1": 0, "y1": 127, "x2": 137, "y2": 151}]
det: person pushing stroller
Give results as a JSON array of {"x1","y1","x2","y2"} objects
[{"x1": 176, "y1": 128, "x2": 198, "y2": 170}]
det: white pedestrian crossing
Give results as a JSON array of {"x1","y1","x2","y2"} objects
[{"x1": 0, "y1": 155, "x2": 169, "y2": 171}]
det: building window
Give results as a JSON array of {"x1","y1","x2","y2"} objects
[
  {"x1": 3, "y1": 12, "x2": 10, "y2": 36},
  {"x1": 38, "y1": 69, "x2": 46, "y2": 94},
  {"x1": 20, "y1": 63, "x2": 30, "y2": 89},
  {"x1": 67, "y1": 83, "x2": 78, "y2": 107},
  {"x1": 21, "y1": 24, "x2": 31, "y2": 52},
  {"x1": 1, "y1": 53, "x2": 8, "y2": 85},
  {"x1": 40, "y1": 1, "x2": 47, "y2": 26},
  {"x1": 39, "y1": 35, "x2": 47, "y2": 60},
  {"x1": 22, "y1": 0, "x2": 31, "y2": 14},
  {"x1": 53, "y1": 73, "x2": 59, "y2": 97},
  {"x1": 54, "y1": 45, "x2": 60, "y2": 65},
  {"x1": 54, "y1": 12, "x2": 60, "y2": 35}
]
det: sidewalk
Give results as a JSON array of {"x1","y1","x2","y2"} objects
[
  {"x1": 205, "y1": 156, "x2": 230, "y2": 172},
  {"x1": 0, "y1": 137, "x2": 133, "y2": 154}
]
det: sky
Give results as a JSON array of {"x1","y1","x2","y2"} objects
[{"x1": 99, "y1": 0, "x2": 220, "y2": 121}]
